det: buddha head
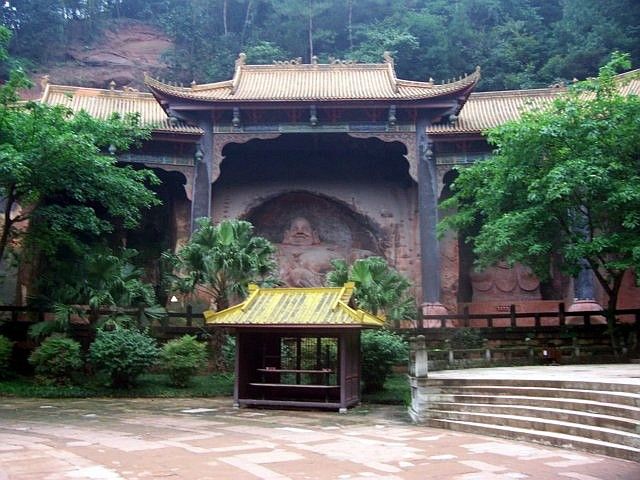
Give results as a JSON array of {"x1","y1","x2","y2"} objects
[{"x1": 282, "y1": 216, "x2": 320, "y2": 246}]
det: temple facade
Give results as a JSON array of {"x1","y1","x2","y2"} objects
[{"x1": 29, "y1": 55, "x2": 640, "y2": 318}]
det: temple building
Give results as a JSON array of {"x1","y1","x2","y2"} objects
[{"x1": 24, "y1": 54, "x2": 640, "y2": 319}]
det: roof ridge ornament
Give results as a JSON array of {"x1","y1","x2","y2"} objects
[
  {"x1": 382, "y1": 51, "x2": 399, "y2": 93},
  {"x1": 273, "y1": 57, "x2": 303, "y2": 65},
  {"x1": 231, "y1": 52, "x2": 246, "y2": 95}
]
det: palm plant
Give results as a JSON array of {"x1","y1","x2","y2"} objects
[
  {"x1": 327, "y1": 256, "x2": 416, "y2": 324},
  {"x1": 166, "y1": 218, "x2": 278, "y2": 310},
  {"x1": 165, "y1": 218, "x2": 278, "y2": 370},
  {"x1": 29, "y1": 248, "x2": 163, "y2": 338}
]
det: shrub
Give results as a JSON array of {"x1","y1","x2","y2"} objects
[
  {"x1": 361, "y1": 329, "x2": 408, "y2": 393},
  {"x1": 28, "y1": 335, "x2": 82, "y2": 384},
  {"x1": 89, "y1": 327, "x2": 159, "y2": 388},
  {"x1": 0, "y1": 335, "x2": 13, "y2": 378},
  {"x1": 449, "y1": 328, "x2": 484, "y2": 349},
  {"x1": 161, "y1": 335, "x2": 208, "y2": 387}
]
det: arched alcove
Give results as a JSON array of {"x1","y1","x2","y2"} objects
[{"x1": 245, "y1": 191, "x2": 382, "y2": 254}]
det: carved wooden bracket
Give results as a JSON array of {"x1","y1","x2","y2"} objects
[
  {"x1": 211, "y1": 133, "x2": 282, "y2": 182},
  {"x1": 347, "y1": 132, "x2": 418, "y2": 182},
  {"x1": 144, "y1": 164, "x2": 194, "y2": 201}
]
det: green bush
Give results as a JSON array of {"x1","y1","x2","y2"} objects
[
  {"x1": 0, "y1": 335, "x2": 14, "y2": 378},
  {"x1": 361, "y1": 329, "x2": 408, "y2": 393},
  {"x1": 161, "y1": 335, "x2": 208, "y2": 387},
  {"x1": 449, "y1": 328, "x2": 484, "y2": 349},
  {"x1": 28, "y1": 335, "x2": 82, "y2": 384},
  {"x1": 89, "y1": 327, "x2": 159, "y2": 388}
]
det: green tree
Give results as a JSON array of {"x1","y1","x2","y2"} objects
[
  {"x1": 0, "y1": 26, "x2": 159, "y2": 273},
  {"x1": 28, "y1": 248, "x2": 165, "y2": 338},
  {"x1": 167, "y1": 218, "x2": 277, "y2": 310},
  {"x1": 327, "y1": 256, "x2": 416, "y2": 325},
  {"x1": 165, "y1": 218, "x2": 277, "y2": 369},
  {"x1": 440, "y1": 53, "x2": 640, "y2": 335}
]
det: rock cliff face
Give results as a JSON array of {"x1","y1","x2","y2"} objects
[{"x1": 24, "y1": 20, "x2": 171, "y2": 99}]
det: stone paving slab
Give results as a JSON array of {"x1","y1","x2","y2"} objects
[
  {"x1": 428, "y1": 364, "x2": 640, "y2": 385},
  {"x1": 0, "y1": 397, "x2": 638, "y2": 479}
]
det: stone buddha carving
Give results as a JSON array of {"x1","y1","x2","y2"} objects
[
  {"x1": 470, "y1": 261, "x2": 541, "y2": 302},
  {"x1": 277, "y1": 217, "x2": 343, "y2": 287}
]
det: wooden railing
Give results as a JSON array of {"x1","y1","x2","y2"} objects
[{"x1": 394, "y1": 304, "x2": 640, "y2": 330}]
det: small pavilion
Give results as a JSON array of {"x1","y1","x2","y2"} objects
[{"x1": 204, "y1": 283, "x2": 384, "y2": 411}]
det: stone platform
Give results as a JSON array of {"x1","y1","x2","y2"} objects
[{"x1": 1, "y1": 396, "x2": 639, "y2": 479}]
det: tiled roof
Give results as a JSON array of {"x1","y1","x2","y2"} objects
[
  {"x1": 204, "y1": 283, "x2": 384, "y2": 328},
  {"x1": 145, "y1": 55, "x2": 481, "y2": 103},
  {"x1": 428, "y1": 69, "x2": 640, "y2": 135},
  {"x1": 39, "y1": 83, "x2": 203, "y2": 135}
]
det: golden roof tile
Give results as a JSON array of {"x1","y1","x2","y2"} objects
[
  {"x1": 204, "y1": 283, "x2": 384, "y2": 328},
  {"x1": 429, "y1": 69, "x2": 640, "y2": 135},
  {"x1": 39, "y1": 83, "x2": 203, "y2": 135},
  {"x1": 145, "y1": 59, "x2": 481, "y2": 103}
]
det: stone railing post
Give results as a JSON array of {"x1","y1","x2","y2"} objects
[{"x1": 411, "y1": 335, "x2": 429, "y2": 378}]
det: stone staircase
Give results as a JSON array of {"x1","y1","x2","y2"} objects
[{"x1": 409, "y1": 377, "x2": 640, "y2": 462}]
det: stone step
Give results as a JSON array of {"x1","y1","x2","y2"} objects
[
  {"x1": 425, "y1": 410, "x2": 640, "y2": 449},
  {"x1": 437, "y1": 385, "x2": 640, "y2": 407},
  {"x1": 429, "y1": 401, "x2": 640, "y2": 433},
  {"x1": 424, "y1": 418, "x2": 640, "y2": 462},
  {"x1": 427, "y1": 377, "x2": 640, "y2": 394},
  {"x1": 435, "y1": 394, "x2": 640, "y2": 421}
]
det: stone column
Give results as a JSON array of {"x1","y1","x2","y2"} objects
[
  {"x1": 416, "y1": 117, "x2": 448, "y2": 320},
  {"x1": 190, "y1": 116, "x2": 213, "y2": 231}
]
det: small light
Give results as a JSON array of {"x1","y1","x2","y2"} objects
[
  {"x1": 108, "y1": 144, "x2": 117, "y2": 155},
  {"x1": 170, "y1": 295, "x2": 179, "y2": 303},
  {"x1": 194, "y1": 148, "x2": 204, "y2": 162}
]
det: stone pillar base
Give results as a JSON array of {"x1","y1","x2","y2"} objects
[
  {"x1": 567, "y1": 299, "x2": 606, "y2": 325},
  {"x1": 421, "y1": 302, "x2": 452, "y2": 328}
]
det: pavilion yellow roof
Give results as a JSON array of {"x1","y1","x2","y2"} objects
[
  {"x1": 39, "y1": 82, "x2": 203, "y2": 135},
  {"x1": 145, "y1": 54, "x2": 481, "y2": 103},
  {"x1": 204, "y1": 283, "x2": 384, "y2": 328},
  {"x1": 428, "y1": 69, "x2": 640, "y2": 135}
]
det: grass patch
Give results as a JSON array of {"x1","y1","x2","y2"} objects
[
  {"x1": 1, "y1": 372, "x2": 409, "y2": 405},
  {"x1": 0, "y1": 373, "x2": 234, "y2": 398},
  {"x1": 361, "y1": 373, "x2": 410, "y2": 405}
]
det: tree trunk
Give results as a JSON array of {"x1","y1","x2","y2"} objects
[
  {"x1": 0, "y1": 186, "x2": 16, "y2": 268},
  {"x1": 347, "y1": 0, "x2": 353, "y2": 51},
  {"x1": 223, "y1": 0, "x2": 229, "y2": 36},
  {"x1": 308, "y1": 1, "x2": 314, "y2": 61},
  {"x1": 241, "y1": 0, "x2": 254, "y2": 44}
]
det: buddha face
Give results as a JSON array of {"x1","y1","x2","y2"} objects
[{"x1": 283, "y1": 217, "x2": 319, "y2": 246}]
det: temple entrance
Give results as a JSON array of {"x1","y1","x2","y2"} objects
[{"x1": 211, "y1": 133, "x2": 420, "y2": 288}]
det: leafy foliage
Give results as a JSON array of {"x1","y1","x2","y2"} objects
[
  {"x1": 28, "y1": 249, "x2": 165, "y2": 337},
  {"x1": 166, "y1": 218, "x2": 277, "y2": 310},
  {"x1": 360, "y1": 329, "x2": 408, "y2": 393},
  {"x1": 161, "y1": 334, "x2": 208, "y2": 387},
  {"x1": 0, "y1": 334, "x2": 13, "y2": 378},
  {"x1": 3, "y1": 2, "x2": 640, "y2": 90},
  {"x1": 440, "y1": 53, "x2": 640, "y2": 317},
  {"x1": 28, "y1": 335, "x2": 82, "y2": 384},
  {"x1": 89, "y1": 327, "x2": 160, "y2": 388},
  {"x1": 327, "y1": 256, "x2": 416, "y2": 324}
]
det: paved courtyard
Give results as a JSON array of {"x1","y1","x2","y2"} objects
[{"x1": 0, "y1": 397, "x2": 638, "y2": 480}]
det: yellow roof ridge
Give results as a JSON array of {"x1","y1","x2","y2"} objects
[{"x1": 204, "y1": 283, "x2": 384, "y2": 328}]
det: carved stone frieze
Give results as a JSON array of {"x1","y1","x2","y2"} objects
[
  {"x1": 212, "y1": 133, "x2": 282, "y2": 182},
  {"x1": 347, "y1": 132, "x2": 418, "y2": 182}
]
